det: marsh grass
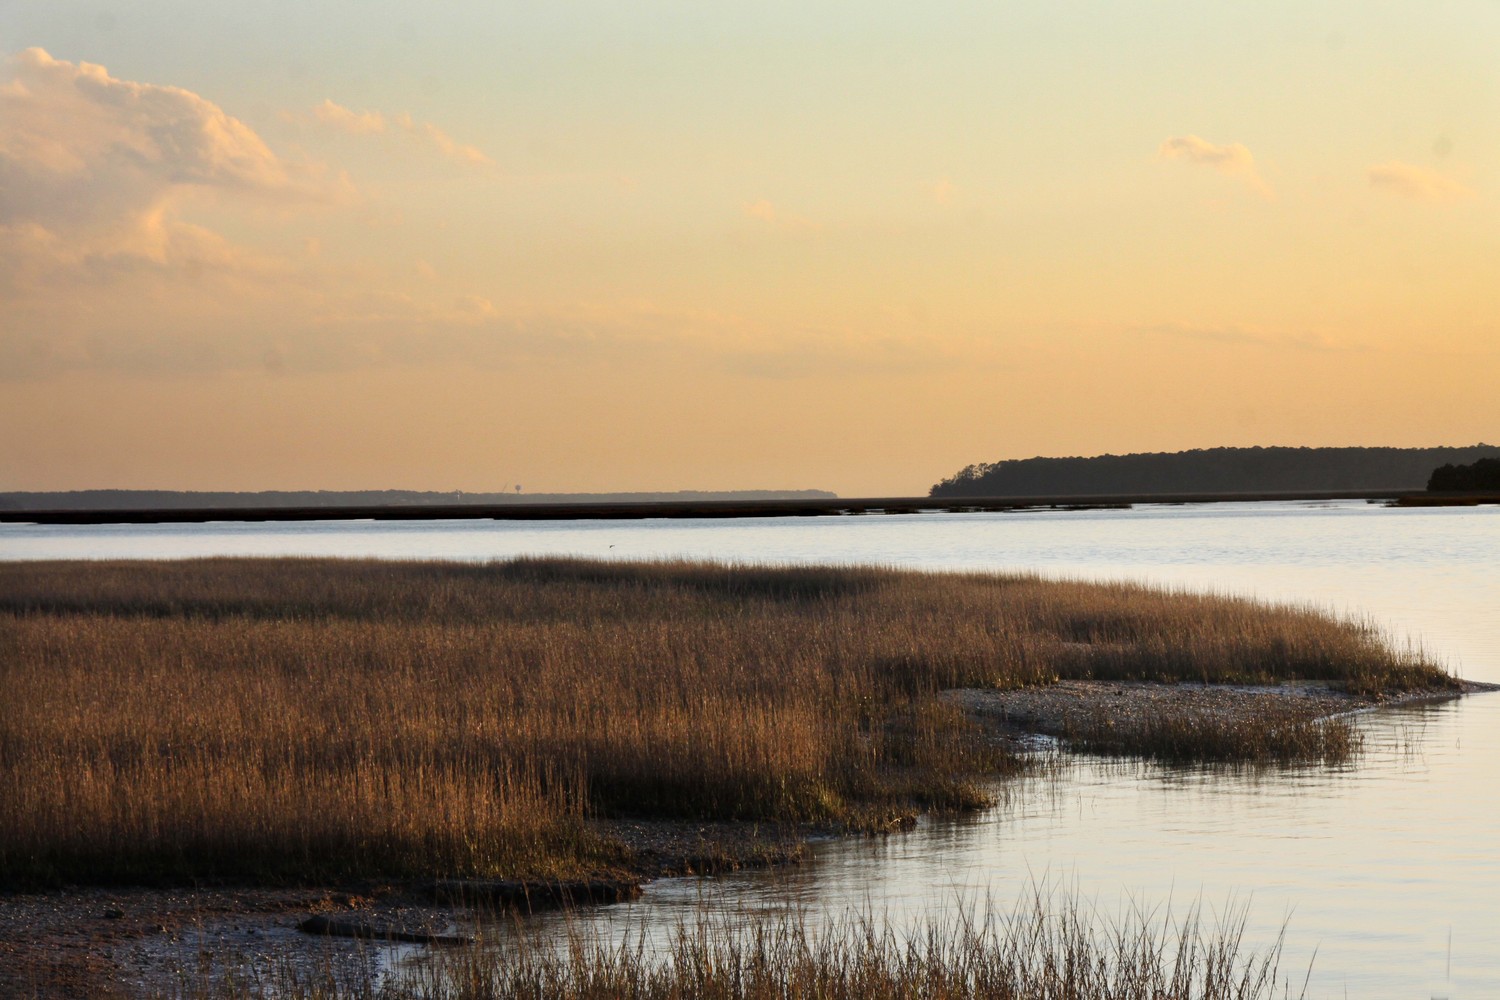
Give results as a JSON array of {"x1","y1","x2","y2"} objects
[
  {"x1": 0, "y1": 558, "x2": 1450, "y2": 887},
  {"x1": 1061, "y1": 702, "x2": 1363, "y2": 765},
  {"x1": 164, "y1": 892, "x2": 1301, "y2": 1000}
]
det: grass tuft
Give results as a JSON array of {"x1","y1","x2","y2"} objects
[{"x1": 1061, "y1": 701, "x2": 1363, "y2": 765}]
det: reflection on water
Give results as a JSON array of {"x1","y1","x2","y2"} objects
[
  {"x1": 6, "y1": 500, "x2": 1499, "y2": 997},
  {"x1": 482, "y1": 697, "x2": 1499, "y2": 998}
]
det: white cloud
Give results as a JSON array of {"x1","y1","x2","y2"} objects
[
  {"x1": 1157, "y1": 135, "x2": 1273, "y2": 201},
  {"x1": 1367, "y1": 162, "x2": 1473, "y2": 203},
  {"x1": 299, "y1": 99, "x2": 493, "y2": 167},
  {"x1": 0, "y1": 47, "x2": 343, "y2": 274},
  {"x1": 0, "y1": 48, "x2": 357, "y2": 377}
]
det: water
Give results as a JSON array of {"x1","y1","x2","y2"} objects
[
  {"x1": 529, "y1": 699, "x2": 1497, "y2": 999},
  {"x1": 5, "y1": 500, "x2": 1498, "y2": 997}
]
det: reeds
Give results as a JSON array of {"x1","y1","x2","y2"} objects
[
  {"x1": 165, "y1": 892, "x2": 1301, "y2": 1000},
  {"x1": 0, "y1": 558, "x2": 1450, "y2": 887},
  {"x1": 1060, "y1": 701, "x2": 1362, "y2": 765}
]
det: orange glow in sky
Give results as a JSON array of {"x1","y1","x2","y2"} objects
[{"x1": 2, "y1": 4, "x2": 1496, "y2": 495}]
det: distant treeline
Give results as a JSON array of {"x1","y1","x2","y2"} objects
[
  {"x1": 1428, "y1": 458, "x2": 1500, "y2": 492},
  {"x1": 930, "y1": 445, "x2": 1500, "y2": 498},
  {"x1": 0, "y1": 488, "x2": 837, "y2": 511}
]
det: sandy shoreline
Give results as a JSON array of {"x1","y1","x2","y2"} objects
[{"x1": 4, "y1": 679, "x2": 1492, "y2": 999}]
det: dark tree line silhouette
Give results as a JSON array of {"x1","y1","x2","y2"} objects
[
  {"x1": 931, "y1": 445, "x2": 1500, "y2": 498},
  {"x1": 1427, "y1": 458, "x2": 1500, "y2": 492}
]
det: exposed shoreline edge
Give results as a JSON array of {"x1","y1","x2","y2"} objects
[
  {"x1": 946, "y1": 677, "x2": 1498, "y2": 745},
  {"x1": 4, "y1": 678, "x2": 1494, "y2": 997}
]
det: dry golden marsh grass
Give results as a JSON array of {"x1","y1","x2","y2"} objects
[
  {"x1": 0, "y1": 558, "x2": 1452, "y2": 887},
  {"x1": 171, "y1": 899, "x2": 1299, "y2": 1000}
]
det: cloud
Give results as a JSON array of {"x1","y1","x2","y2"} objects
[
  {"x1": 1, "y1": 48, "x2": 330, "y2": 219},
  {"x1": 1367, "y1": 162, "x2": 1473, "y2": 203},
  {"x1": 0, "y1": 51, "x2": 986, "y2": 386},
  {"x1": 0, "y1": 48, "x2": 358, "y2": 378},
  {"x1": 1157, "y1": 135, "x2": 1273, "y2": 200},
  {"x1": 1135, "y1": 322, "x2": 1357, "y2": 354},
  {"x1": 1, "y1": 271, "x2": 1003, "y2": 382},
  {"x1": 743, "y1": 199, "x2": 778, "y2": 223},
  {"x1": 395, "y1": 114, "x2": 493, "y2": 168},
  {"x1": 311, "y1": 98, "x2": 384, "y2": 135},
  {"x1": 299, "y1": 99, "x2": 493, "y2": 167},
  {"x1": 0, "y1": 47, "x2": 343, "y2": 273},
  {"x1": 742, "y1": 198, "x2": 819, "y2": 232}
]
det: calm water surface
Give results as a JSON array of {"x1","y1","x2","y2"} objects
[{"x1": 5, "y1": 501, "x2": 1498, "y2": 997}]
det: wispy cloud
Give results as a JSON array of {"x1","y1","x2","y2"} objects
[
  {"x1": 2, "y1": 271, "x2": 1007, "y2": 383},
  {"x1": 1135, "y1": 322, "x2": 1359, "y2": 354},
  {"x1": 299, "y1": 99, "x2": 493, "y2": 167},
  {"x1": 1367, "y1": 162, "x2": 1472, "y2": 203},
  {"x1": 311, "y1": 98, "x2": 385, "y2": 135},
  {"x1": 394, "y1": 114, "x2": 493, "y2": 168},
  {"x1": 1157, "y1": 135, "x2": 1273, "y2": 201},
  {"x1": 742, "y1": 199, "x2": 819, "y2": 232}
]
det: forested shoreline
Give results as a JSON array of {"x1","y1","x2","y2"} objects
[{"x1": 931, "y1": 445, "x2": 1500, "y2": 497}]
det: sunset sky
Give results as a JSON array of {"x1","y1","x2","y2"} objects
[{"x1": 2, "y1": 2, "x2": 1496, "y2": 496}]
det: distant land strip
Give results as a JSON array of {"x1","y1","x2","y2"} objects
[
  {"x1": 0, "y1": 488, "x2": 837, "y2": 511},
  {"x1": 930, "y1": 444, "x2": 1500, "y2": 497},
  {"x1": 5, "y1": 490, "x2": 1494, "y2": 525}
]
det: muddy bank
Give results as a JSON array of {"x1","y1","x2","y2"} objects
[{"x1": 0, "y1": 818, "x2": 812, "y2": 1000}]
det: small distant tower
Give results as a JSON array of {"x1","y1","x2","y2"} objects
[{"x1": 515, "y1": 484, "x2": 522, "y2": 494}]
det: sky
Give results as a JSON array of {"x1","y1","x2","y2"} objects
[{"x1": 1, "y1": 2, "x2": 1496, "y2": 496}]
